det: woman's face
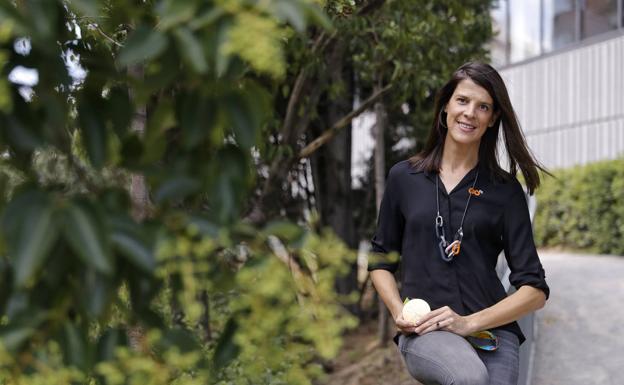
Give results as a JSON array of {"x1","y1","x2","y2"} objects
[{"x1": 444, "y1": 78, "x2": 499, "y2": 148}]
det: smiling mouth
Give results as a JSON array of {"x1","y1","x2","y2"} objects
[{"x1": 457, "y1": 121, "x2": 476, "y2": 131}]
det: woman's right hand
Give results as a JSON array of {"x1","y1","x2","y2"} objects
[{"x1": 394, "y1": 312, "x2": 418, "y2": 334}]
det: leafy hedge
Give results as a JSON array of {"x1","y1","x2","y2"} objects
[
  {"x1": 534, "y1": 158, "x2": 624, "y2": 255},
  {"x1": 0, "y1": 1, "x2": 359, "y2": 384}
]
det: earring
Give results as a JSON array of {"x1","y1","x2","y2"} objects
[{"x1": 438, "y1": 109, "x2": 447, "y2": 129}]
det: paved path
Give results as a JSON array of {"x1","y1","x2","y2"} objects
[{"x1": 532, "y1": 251, "x2": 624, "y2": 385}]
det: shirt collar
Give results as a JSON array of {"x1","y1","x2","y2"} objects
[{"x1": 408, "y1": 161, "x2": 491, "y2": 184}]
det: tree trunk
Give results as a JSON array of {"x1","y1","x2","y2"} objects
[
  {"x1": 127, "y1": 63, "x2": 149, "y2": 351},
  {"x1": 373, "y1": 80, "x2": 390, "y2": 345},
  {"x1": 199, "y1": 290, "x2": 211, "y2": 342},
  {"x1": 128, "y1": 64, "x2": 149, "y2": 222},
  {"x1": 310, "y1": 41, "x2": 359, "y2": 315}
]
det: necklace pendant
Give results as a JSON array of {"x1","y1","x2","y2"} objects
[
  {"x1": 451, "y1": 241, "x2": 461, "y2": 256},
  {"x1": 435, "y1": 170, "x2": 478, "y2": 262},
  {"x1": 438, "y1": 240, "x2": 453, "y2": 262},
  {"x1": 445, "y1": 240, "x2": 461, "y2": 257}
]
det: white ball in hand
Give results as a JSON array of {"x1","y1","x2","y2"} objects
[{"x1": 402, "y1": 298, "x2": 431, "y2": 323}]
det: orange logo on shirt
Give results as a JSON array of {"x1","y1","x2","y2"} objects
[{"x1": 468, "y1": 187, "x2": 483, "y2": 196}]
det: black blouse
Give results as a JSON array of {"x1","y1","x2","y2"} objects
[{"x1": 368, "y1": 160, "x2": 549, "y2": 344}]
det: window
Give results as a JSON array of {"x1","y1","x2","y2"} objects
[
  {"x1": 491, "y1": 0, "x2": 624, "y2": 66},
  {"x1": 509, "y1": 0, "x2": 542, "y2": 62},
  {"x1": 543, "y1": 0, "x2": 577, "y2": 52},
  {"x1": 491, "y1": 0, "x2": 509, "y2": 66},
  {"x1": 582, "y1": 0, "x2": 619, "y2": 38}
]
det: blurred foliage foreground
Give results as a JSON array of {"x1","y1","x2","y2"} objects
[
  {"x1": 0, "y1": 1, "x2": 359, "y2": 384},
  {"x1": 534, "y1": 157, "x2": 624, "y2": 256}
]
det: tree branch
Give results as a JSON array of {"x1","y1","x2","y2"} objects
[
  {"x1": 281, "y1": 31, "x2": 337, "y2": 144},
  {"x1": 267, "y1": 236, "x2": 318, "y2": 301},
  {"x1": 358, "y1": 0, "x2": 387, "y2": 15},
  {"x1": 282, "y1": 69, "x2": 309, "y2": 143},
  {"x1": 298, "y1": 83, "x2": 392, "y2": 159},
  {"x1": 93, "y1": 24, "x2": 123, "y2": 47}
]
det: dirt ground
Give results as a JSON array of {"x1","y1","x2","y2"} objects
[{"x1": 320, "y1": 318, "x2": 422, "y2": 385}]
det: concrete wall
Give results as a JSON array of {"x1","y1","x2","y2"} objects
[{"x1": 499, "y1": 32, "x2": 624, "y2": 170}]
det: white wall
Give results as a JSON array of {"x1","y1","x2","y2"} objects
[{"x1": 499, "y1": 33, "x2": 624, "y2": 170}]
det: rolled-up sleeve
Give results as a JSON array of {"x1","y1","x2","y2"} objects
[
  {"x1": 503, "y1": 183, "x2": 550, "y2": 299},
  {"x1": 368, "y1": 166, "x2": 404, "y2": 273}
]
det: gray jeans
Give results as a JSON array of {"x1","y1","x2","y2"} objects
[{"x1": 398, "y1": 330, "x2": 519, "y2": 385}]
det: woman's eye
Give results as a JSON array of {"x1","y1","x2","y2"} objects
[
  {"x1": 457, "y1": 97, "x2": 466, "y2": 103},
  {"x1": 480, "y1": 105, "x2": 489, "y2": 111}
]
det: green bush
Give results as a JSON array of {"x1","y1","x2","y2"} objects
[
  {"x1": 534, "y1": 157, "x2": 624, "y2": 255},
  {"x1": 0, "y1": 1, "x2": 358, "y2": 384}
]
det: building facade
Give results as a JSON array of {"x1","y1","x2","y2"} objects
[{"x1": 491, "y1": 0, "x2": 624, "y2": 169}]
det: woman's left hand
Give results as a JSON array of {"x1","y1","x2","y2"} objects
[{"x1": 413, "y1": 306, "x2": 475, "y2": 336}]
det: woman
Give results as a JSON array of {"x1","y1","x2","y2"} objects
[{"x1": 369, "y1": 61, "x2": 550, "y2": 385}]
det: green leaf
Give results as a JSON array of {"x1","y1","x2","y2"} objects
[
  {"x1": 111, "y1": 229, "x2": 155, "y2": 274},
  {"x1": 77, "y1": 94, "x2": 108, "y2": 169},
  {"x1": 107, "y1": 87, "x2": 132, "y2": 138},
  {"x1": 100, "y1": 188, "x2": 131, "y2": 213},
  {"x1": 272, "y1": 0, "x2": 307, "y2": 32},
  {"x1": 39, "y1": 93, "x2": 69, "y2": 147},
  {"x1": 1, "y1": 189, "x2": 59, "y2": 288},
  {"x1": 156, "y1": 0, "x2": 197, "y2": 30},
  {"x1": 4, "y1": 292, "x2": 28, "y2": 319},
  {"x1": 120, "y1": 133, "x2": 144, "y2": 167},
  {"x1": 210, "y1": 146, "x2": 248, "y2": 224},
  {"x1": 304, "y1": 2, "x2": 333, "y2": 30},
  {"x1": 173, "y1": 26, "x2": 208, "y2": 73},
  {"x1": 0, "y1": 259, "x2": 11, "y2": 314},
  {"x1": 66, "y1": 0, "x2": 99, "y2": 17},
  {"x1": 117, "y1": 25, "x2": 168, "y2": 67},
  {"x1": 223, "y1": 93, "x2": 258, "y2": 149},
  {"x1": 189, "y1": 7, "x2": 226, "y2": 30},
  {"x1": 158, "y1": 328, "x2": 201, "y2": 354},
  {"x1": 0, "y1": 326, "x2": 35, "y2": 352},
  {"x1": 127, "y1": 275, "x2": 162, "y2": 317},
  {"x1": 63, "y1": 200, "x2": 113, "y2": 276},
  {"x1": 82, "y1": 269, "x2": 112, "y2": 317},
  {"x1": 0, "y1": 3, "x2": 28, "y2": 36},
  {"x1": 0, "y1": 310, "x2": 47, "y2": 352},
  {"x1": 178, "y1": 92, "x2": 217, "y2": 148},
  {"x1": 61, "y1": 323, "x2": 89, "y2": 371},
  {"x1": 146, "y1": 99, "x2": 176, "y2": 135},
  {"x1": 153, "y1": 176, "x2": 201, "y2": 204},
  {"x1": 210, "y1": 145, "x2": 250, "y2": 223},
  {"x1": 213, "y1": 318, "x2": 240, "y2": 369},
  {"x1": 214, "y1": 18, "x2": 233, "y2": 77},
  {"x1": 188, "y1": 215, "x2": 219, "y2": 237},
  {"x1": 263, "y1": 221, "x2": 304, "y2": 243},
  {"x1": 97, "y1": 328, "x2": 128, "y2": 362},
  {"x1": 143, "y1": 101, "x2": 175, "y2": 163},
  {"x1": 4, "y1": 115, "x2": 42, "y2": 154},
  {"x1": 27, "y1": 0, "x2": 58, "y2": 43}
]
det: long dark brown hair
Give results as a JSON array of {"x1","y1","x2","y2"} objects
[{"x1": 408, "y1": 61, "x2": 549, "y2": 194}]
